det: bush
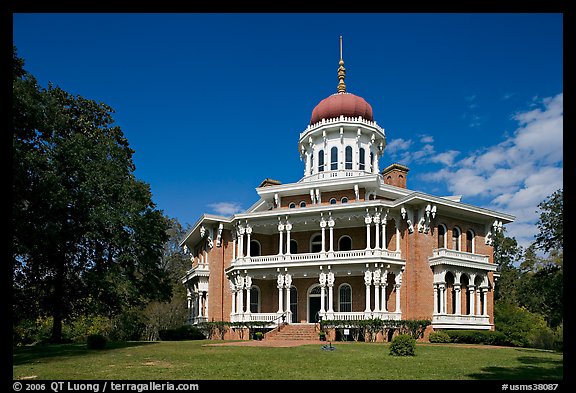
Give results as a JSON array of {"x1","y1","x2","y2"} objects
[
  {"x1": 444, "y1": 330, "x2": 512, "y2": 346},
  {"x1": 389, "y1": 334, "x2": 416, "y2": 356},
  {"x1": 158, "y1": 325, "x2": 205, "y2": 341},
  {"x1": 86, "y1": 334, "x2": 107, "y2": 350},
  {"x1": 429, "y1": 331, "x2": 451, "y2": 343}
]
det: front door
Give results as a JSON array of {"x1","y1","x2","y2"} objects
[{"x1": 309, "y1": 296, "x2": 321, "y2": 322}]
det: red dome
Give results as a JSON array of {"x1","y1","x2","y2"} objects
[{"x1": 310, "y1": 92, "x2": 373, "y2": 125}]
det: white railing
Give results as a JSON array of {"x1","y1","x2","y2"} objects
[
  {"x1": 230, "y1": 312, "x2": 280, "y2": 324},
  {"x1": 300, "y1": 169, "x2": 372, "y2": 183},
  {"x1": 236, "y1": 248, "x2": 402, "y2": 266},
  {"x1": 327, "y1": 311, "x2": 402, "y2": 321},
  {"x1": 432, "y1": 314, "x2": 491, "y2": 329},
  {"x1": 431, "y1": 248, "x2": 489, "y2": 264}
]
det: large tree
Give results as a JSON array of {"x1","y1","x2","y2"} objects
[{"x1": 13, "y1": 47, "x2": 172, "y2": 342}]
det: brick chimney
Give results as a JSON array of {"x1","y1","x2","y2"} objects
[{"x1": 382, "y1": 163, "x2": 409, "y2": 188}]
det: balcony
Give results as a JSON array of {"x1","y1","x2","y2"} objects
[
  {"x1": 429, "y1": 248, "x2": 496, "y2": 272},
  {"x1": 432, "y1": 314, "x2": 491, "y2": 330},
  {"x1": 233, "y1": 248, "x2": 403, "y2": 268}
]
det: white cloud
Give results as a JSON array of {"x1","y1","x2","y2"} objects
[
  {"x1": 420, "y1": 92, "x2": 563, "y2": 249},
  {"x1": 207, "y1": 202, "x2": 243, "y2": 216}
]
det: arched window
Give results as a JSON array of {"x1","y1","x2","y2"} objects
[
  {"x1": 318, "y1": 150, "x2": 325, "y2": 172},
  {"x1": 250, "y1": 286, "x2": 260, "y2": 313},
  {"x1": 438, "y1": 224, "x2": 446, "y2": 248},
  {"x1": 289, "y1": 202, "x2": 296, "y2": 209},
  {"x1": 331, "y1": 146, "x2": 338, "y2": 170},
  {"x1": 338, "y1": 235, "x2": 352, "y2": 251},
  {"x1": 290, "y1": 239, "x2": 298, "y2": 254},
  {"x1": 299, "y1": 201, "x2": 307, "y2": 208},
  {"x1": 330, "y1": 198, "x2": 337, "y2": 204},
  {"x1": 341, "y1": 197, "x2": 348, "y2": 204},
  {"x1": 250, "y1": 240, "x2": 261, "y2": 257},
  {"x1": 452, "y1": 227, "x2": 461, "y2": 251},
  {"x1": 310, "y1": 153, "x2": 314, "y2": 175},
  {"x1": 359, "y1": 148, "x2": 366, "y2": 170},
  {"x1": 290, "y1": 286, "x2": 298, "y2": 323},
  {"x1": 370, "y1": 152, "x2": 374, "y2": 172},
  {"x1": 339, "y1": 284, "x2": 352, "y2": 312},
  {"x1": 310, "y1": 234, "x2": 323, "y2": 253},
  {"x1": 345, "y1": 146, "x2": 353, "y2": 169},
  {"x1": 466, "y1": 230, "x2": 474, "y2": 253}
]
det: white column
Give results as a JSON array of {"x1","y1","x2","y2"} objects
[
  {"x1": 469, "y1": 286, "x2": 476, "y2": 316},
  {"x1": 382, "y1": 217, "x2": 387, "y2": 250},
  {"x1": 433, "y1": 284, "x2": 438, "y2": 314},
  {"x1": 278, "y1": 221, "x2": 284, "y2": 255},
  {"x1": 365, "y1": 211, "x2": 372, "y2": 250},
  {"x1": 319, "y1": 272, "x2": 327, "y2": 314},
  {"x1": 364, "y1": 270, "x2": 372, "y2": 313},
  {"x1": 246, "y1": 224, "x2": 252, "y2": 258},
  {"x1": 455, "y1": 284, "x2": 462, "y2": 315},
  {"x1": 476, "y1": 289, "x2": 482, "y2": 316},
  {"x1": 277, "y1": 274, "x2": 284, "y2": 314},
  {"x1": 285, "y1": 221, "x2": 292, "y2": 256},
  {"x1": 320, "y1": 217, "x2": 327, "y2": 253},
  {"x1": 439, "y1": 284, "x2": 446, "y2": 314},
  {"x1": 232, "y1": 232, "x2": 237, "y2": 261},
  {"x1": 284, "y1": 273, "x2": 292, "y2": 320},
  {"x1": 328, "y1": 215, "x2": 335, "y2": 253},
  {"x1": 229, "y1": 281, "x2": 236, "y2": 316},
  {"x1": 373, "y1": 269, "x2": 381, "y2": 313},
  {"x1": 381, "y1": 271, "x2": 388, "y2": 312},
  {"x1": 238, "y1": 226, "x2": 245, "y2": 259},
  {"x1": 237, "y1": 276, "x2": 244, "y2": 318},
  {"x1": 245, "y1": 276, "x2": 252, "y2": 314},
  {"x1": 327, "y1": 272, "x2": 335, "y2": 315},
  {"x1": 374, "y1": 213, "x2": 381, "y2": 250},
  {"x1": 395, "y1": 269, "x2": 403, "y2": 313}
]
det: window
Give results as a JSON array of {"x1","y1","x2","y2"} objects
[
  {"x1": 299, "y1": 201, "x2": 307, "y2": 208},
  {"x1": 359, "y1": 148, "x2": 365, "y2": 170},
  {"x1": 341, "y1": 197, "x2": 348, "y2": 204},
  {"x1": 289, "y1": 202, "x2": 296, "y2": 209},
  {"x1": 345, "y1": 146, "x2": 353, "y2": 169},
  {"x1": 370, "y1": 152, "x2": 374, "y2": 172},
  {"x1": 331, "y1": 146, "x2": 338, "y2": 170},
  {"x1": 330, "y1": 198, "x2": 337, "y2": 204},
  {"x1": 466, "y1": 230, "x2": 474, "y2": 253},
  {"x1": 310, "y1": 234, "x2": 323, "y2": 253},
  {"x1": 339, "y1": 284, "x2": 352, "y2": 312},
  {"x1": 250, "y1": 286, "x2": 260, "y2": 313},
  {"x1": 310, "y1": 153, "x2": 314, "y2": 174},
  {"x1": 318, "y1": 150, "x2": 324, "y2": 172},
  {"x1": 290, "y1": 239, "x2": 298, "y2": 254},
  {"x1": 452, "y1": 227, "x2": 461, "y2": 251},
  {"x1": 438, "y1": 225, "x2": 446, "y2": 248},
  {"x1": 250, "y1": 240, "x2": 261, "y2": 257},
  {"x1": 338, "y1": 236, "x2": 352, "y2": 251}
]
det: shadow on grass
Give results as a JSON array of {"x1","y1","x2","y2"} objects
[
  {"x1": 467, "y1": 353, "x2": 563, "y2": 380},
  {"x1": 13, "y1": 341, "x2": 159, "y2": 366}
]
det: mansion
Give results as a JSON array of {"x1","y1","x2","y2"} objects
[{"x1": 180, "y1": 41, "x2": 514, "y2": 338}]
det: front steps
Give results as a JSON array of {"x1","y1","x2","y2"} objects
[{"x1": 265, "y1": 323, "x2": 320, "y2": 341}]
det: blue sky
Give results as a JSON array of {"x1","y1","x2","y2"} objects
[{"x1": 12, "y1": 13, "x2": 563, "y2": 251}]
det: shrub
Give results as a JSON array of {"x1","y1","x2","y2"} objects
[
  {"x1": 389, "y1": 334, "x2": 416, "y2": 356},
  {"x1": 158, "y1": 325, "x2": 205, "y2": 341},
  {"x1": 86, "y1": 334, "x2": 107, "y2": 350},
  {"x1": 429, "y1": 331, "x2": 451, "y2": 343}
]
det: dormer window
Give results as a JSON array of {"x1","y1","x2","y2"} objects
[
  {"x1": 289, "y1": 202, "x2": 296, "y2": 209},
  {"x1": 300, "y1": 201, "x2": 307, "y2": 208}
]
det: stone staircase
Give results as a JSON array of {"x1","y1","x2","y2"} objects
[{"x1": 265, "y1": 323, "x2": 320, "y2": 341}]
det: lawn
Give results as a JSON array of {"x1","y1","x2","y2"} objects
[{"x1": 12, "y1": 340, "x2": 563, "y2": 380}]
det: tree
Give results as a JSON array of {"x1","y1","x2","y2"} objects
[
  {"x1": 13, "y1": 47, "x2": 172, "y2": 342},
  {"x1": 534, "y1": 189, "x2": 563, "y2": 254},
  {"x1": 492, "y1": 229, "x2": 523, "y2": 303}
]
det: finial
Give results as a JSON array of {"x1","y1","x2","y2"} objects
[{"x1": 337, "y1": 36, "x2": 346, "y2": 93}]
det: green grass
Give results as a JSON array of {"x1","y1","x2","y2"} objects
[{"x1": 13, "y1": 340, "x2": 563, "y2": 380}]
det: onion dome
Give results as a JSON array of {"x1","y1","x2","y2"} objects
[{"x1": 309, "y1": 36, "x2": 374, "y2": 125}]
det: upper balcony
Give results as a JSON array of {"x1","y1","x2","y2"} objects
[
  {"x1": 428, "y1": 248, "x2": 496, "y2": 272},
  {"x1": 232, "y1": 248, "x2": 403, "y2": 269}
]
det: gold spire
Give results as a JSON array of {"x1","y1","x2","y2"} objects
[{"x1": 337, "y1": 36, "x2": 346, "y2": 93}]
